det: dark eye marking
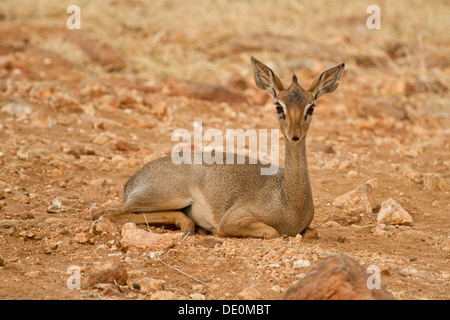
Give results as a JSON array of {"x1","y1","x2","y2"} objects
[
  {"x1": 304, "y1": 104, "x2": 315, "y2": 121},
  {"x1": 276, "y1": 105, "x2": 283, "y2": 114},
  {"x1": 275, "y1": 102, "x2": 286, "y2": 121}
]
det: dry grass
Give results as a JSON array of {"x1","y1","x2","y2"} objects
[
  {"x1": 1, "y1": 0, "x2": 448, "y2": 80},
  {"x1": 0, "y1": 0, "x2": 449, "y2": 117}
]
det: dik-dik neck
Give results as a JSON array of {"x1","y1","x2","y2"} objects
[{"x1": 282, "y1": 138, "x2": 313, "y2": 208}]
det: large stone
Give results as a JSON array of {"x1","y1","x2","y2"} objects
[
  {"x1": 377, "y1": 198, "x2": 413, "y2": 226},
  {"x1": 332, "y1": 183, "x2": 377, "y2": 214},
  {"x1": 120, "y1": 223, "x2": 173, "y2": 253},
  {"x1": 284, "y1": 253, "x2": 394, "y2": 300}
]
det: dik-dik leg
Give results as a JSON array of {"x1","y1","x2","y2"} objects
[
  {"x1": 214, "y1": 210, "x2": 279, "y2": 239},
  {"x1": 93, "y1": 200, "x2": 195, "y2": 233}
]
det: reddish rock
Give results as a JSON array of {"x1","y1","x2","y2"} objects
[
  {"x1": 120, "y1": 223, "x2": 174, "y2": 253},
  {"x1": 79, "y1": 207, "x2": 96, "y2": 221},
  {"x1": 138, "y1": 278, "x2": 166, "y2": 294},
  {"x1": 83, "y1": 264, "x2": 128, "y2": 289},
  {"x1": 74, "y1": 232, "x2": 91, "y2": 244},
  {"x1": 284, "y1": 254, "x2": 394, "y2": 300},
  {"x1": 114, "y1": 140, "x2": 140, "y2": 152},
  {"x1": 91, "y1": 216, "x2": 118, "y2": 235}
]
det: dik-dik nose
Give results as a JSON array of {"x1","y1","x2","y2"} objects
[{"x1": 287, "y1": 126, "x2": 302, "y2": 142}]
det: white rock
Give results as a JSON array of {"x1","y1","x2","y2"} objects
[
  {"x1": 1, "y1": 98, "x2": 32, "y2": 115},
  {"x1": 16, "y1": 149, "x2": 29, "y2": 160},
  {"x1": 271, "y1": 285, "x2": 282, "y2": 293},
  {"x1": 332, "y1": 183, "x2": 376, "y2": 214},
  {"x1": 377, "y1": 198, "x2": 413, "y2": 226},
  {"x1": 293, "y1": 259, "x2": 311, "y2": 268},
  {"x1": 47, "y1": 198, "x2": 62, "y2": 213},
  {"x1": 189, "y1": 293, "x2": 206, "y2": 300},
  {"x1": 346, "y1": 170, "x2": 358, "y2": 179}
]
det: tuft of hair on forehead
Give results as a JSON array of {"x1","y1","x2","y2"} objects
[
  {"x1": 280, "y1": 83, "x2": 309, "y2": 108},
  {"x1": 292, "y1": 74, "x2": 298, "y2": 83}
]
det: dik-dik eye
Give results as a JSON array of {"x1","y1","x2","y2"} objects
[
  {"x1": 275, "y1": 102, "x2": 286, "y2": 121},
  {"x1": 304, "y1": 103, "x2": 315, "y2": 121}
]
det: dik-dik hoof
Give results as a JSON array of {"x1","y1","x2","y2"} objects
[{"x1": 301, "y1": 227, "x2": 319, "y2": 240}]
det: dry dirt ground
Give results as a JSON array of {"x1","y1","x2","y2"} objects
[{"x1": 0, "y1": 1, "x2": 449, "y2": 300}]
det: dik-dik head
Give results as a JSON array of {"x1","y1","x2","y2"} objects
[{"x1": 251, "y1": 57, "x2": 344, "y2": 143}]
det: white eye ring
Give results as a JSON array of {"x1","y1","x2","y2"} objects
[
  {"x1": 275, "y1": 101, "x2": 287, "y2": 120},
  {"x1": 304, "y1": 102, "x2": 315, "y2": 121}
]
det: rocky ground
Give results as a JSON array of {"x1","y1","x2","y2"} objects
[{"x1": 0, "y1": 1, "x2": 449, "y2": 300}]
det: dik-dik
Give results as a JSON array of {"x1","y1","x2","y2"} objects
[{"x1": 94, "y1": 57, "x2": 345, "y2": 239}]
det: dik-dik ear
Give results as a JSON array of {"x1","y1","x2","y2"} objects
[
  {"x1": 308, "y1": 63, "x2": 345, "y2": 100},
  {"x1": 251, "y1": 56, "x2": 285, "y2": 99}
]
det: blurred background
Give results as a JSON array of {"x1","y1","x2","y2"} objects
[{"x1": 1, "y1": 0, "x2": 449, "y2": 118}]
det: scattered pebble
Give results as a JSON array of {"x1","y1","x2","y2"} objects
[
  {"x1": 189, "y1": 293, "x2": 206, "y2": 300},
  {"x1": 293, "y1": 259, "x2": 311, "y2": 268},
  {"x1": 150, "y1": 291, "x2": 178, "y2": 300},
  {"x1": 138, "y1": 278, "x2": 166, "y2": 293},
  {"x1": 47, "y1": 199, "x2": 62, "y2": 214},
  {"x1": 238, "y1": 287, "x2": 262, "y2": 300},
  {"x1": 74, "y1": 232, "x2": 91, "y2": 244}
]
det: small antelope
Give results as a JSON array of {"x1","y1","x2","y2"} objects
[{"x1": 94, "y1": 57, "x2": 345, "y2": 239}]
